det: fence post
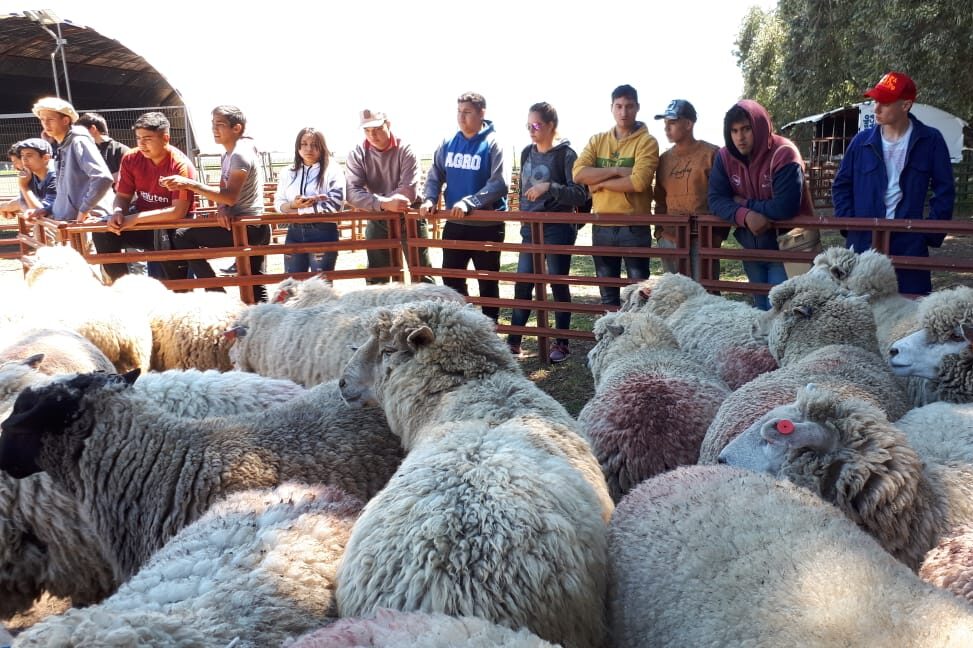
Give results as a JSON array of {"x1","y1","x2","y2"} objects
[
  {"x1": 529, "y1": 221, "x2": 551, "y2": 362},
  {"x1": 387, "y1": 214, "x2": 406, "y2": 284},
  {"x1": 232, "y1": 221, "x2": 255, "y2": 304}
]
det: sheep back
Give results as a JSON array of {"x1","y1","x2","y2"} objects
[
  {"x1": 921, "y1": 524, "x2": 973, "y2": 606},
  {"x1": 336, "y1": 418, "x2": 608, "y2": 648},
  {"x1": 609, "y1": 465, "x2": 973, "y2": 647}
]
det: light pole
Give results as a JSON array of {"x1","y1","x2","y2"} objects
[{"x1": 23, "y1": 10, "x2": 72, "y2": 104}]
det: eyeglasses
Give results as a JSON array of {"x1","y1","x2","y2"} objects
[{"x1": 526, "y1": 122, "x2": 544, "y2": 132}]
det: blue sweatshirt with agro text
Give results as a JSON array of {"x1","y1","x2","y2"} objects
[{"x1": 423, "y1": 119, "x2": 507, "y2": 226}]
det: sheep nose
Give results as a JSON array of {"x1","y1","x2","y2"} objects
[
  {"x1": 716, "y1": 454, "x2": 727, "y2": 464},
  {"x1": 338, "y1": 378, "x2": 346, "y2": 389},
  {"x1": 888, "y1": 347, "x2": 898, "y2": 358}
]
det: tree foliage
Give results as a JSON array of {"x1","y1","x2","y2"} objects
[{"x1": 735, "y1": 0, "x2": 973, "y2": 127}]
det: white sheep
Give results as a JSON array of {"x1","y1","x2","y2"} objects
[
  {"x1": 22, "y1": 244, "x2": 103, "y2": 291},
  {"x1": 699, "y1": 277, "x2": 910, "y2": 463},
  {"x1": 229, "y1": 302, "x2": 379, "y2": 386},
  {"x1": 15, "y1": 483, "x2": 361, "y2": 648},
  {"x1": 111, "y1": 274, "x2": 246, "y2": 371},
  {"x1": 719, "y1": 384, "x2": 973, "y2": 570},
  {"x1": 622, "y1": 273, "x2": 777, "y2": 389},
  {"x1": 889, "y1": 285, "x2": 973, "y2": 403},
  {"x1": 920, "y1": 524, "x2": 973, "y2": 606},
  {"x1": 0, "y1": 373, "x2": 401, "y2": 583},
  {"x1": 270, "y1": 274, "x2": 464, "y2": 309},
  {"x1": 580, "y1": 311, "x2": 730, "y2": 500},
  {"x1": 808, "y1": 247, "x2": 921, "y2": 351},
  {"x1": 0, "y1": 368, "x2": 306, "y2": 620},
  {"x1": 336, "y1": 301, "x2": 612, "y2": 648},
  {"x1": 609, "y1": 464, "x2": 973, "y2": 646},
  {"x1": 286, "y1": 609, "x2": 557, "y2": 647}
]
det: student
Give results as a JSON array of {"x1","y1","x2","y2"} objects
[
  {"x1": 832, "y1": 71, "x2": 954, "y2": 295},
  {"x1": 77, "y1": 111, "x2": 130, "y2": 183},
  {"x1": 97, "y1": 112, "x2": 198, "y2": 281},
  {"x1": 160, "y1": 105, "x2": 271, "y2": 301},
  {"x1": 273, "y1": 127, "x2": 345, "y2": 274},
  {"x1": 573, "y1": 84, "x2": 658, "y2": 307},
  {"x1": 14, "y1": 138, "x2": 57, "y2": 218},
  {"x1": 420, "y1": 92, "x2": 507, "y2": 321}
]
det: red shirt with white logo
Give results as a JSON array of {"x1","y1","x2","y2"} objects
[{"x1": 116, "y1": 145, "x2": 198, "y2": 214}]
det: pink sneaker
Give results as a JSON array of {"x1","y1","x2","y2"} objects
[{"x1": 549, "y1": 341, "x2": 570, "y2": 363}]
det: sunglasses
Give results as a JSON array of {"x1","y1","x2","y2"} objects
[{"x1": 526, "y1": 122, "x2": 544, "y2": 132}]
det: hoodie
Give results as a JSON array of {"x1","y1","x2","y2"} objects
[
  {"x1": 707, "y1": 100, "x2": 813, "y2": 249},
  {"x1": 573, "y1": 122, "x2": 658, "y2": 218},
  {"x1": 51, "y1": 126, "x2": 114, "y2": 222},
  {"x1": 520, "y1": 140, "x2": 589, "y2": 212},
  {"x1": 423, "y1": 119, "x2": 507, "y2": 225}
]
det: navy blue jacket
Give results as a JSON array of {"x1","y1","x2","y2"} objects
[{"x1": 832, "y1": 113, "x2": 954, "y2": 294}]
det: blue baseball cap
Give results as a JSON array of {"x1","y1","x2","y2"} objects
[
  {"x1": 654, "y1": 99, "x2": 698, "y2": 122},
  {"x1": 14, "y1": 137, "x2": 53, "y2": 156}
]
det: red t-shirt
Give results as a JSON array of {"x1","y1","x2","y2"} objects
[{"x1": 116, "y1": 145, "x2": 198, "y2": 214}]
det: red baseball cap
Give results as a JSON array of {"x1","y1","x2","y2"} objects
[{"x1": 864, "y1": 72, "x2": 917, "y2": 103}]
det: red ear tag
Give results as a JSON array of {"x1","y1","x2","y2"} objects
[{"x1": 776, "y1": 419, "x2": 795, "y2": 435}]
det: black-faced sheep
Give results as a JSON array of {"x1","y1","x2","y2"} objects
[
  {"x1": 0, "y1": 373, "x2": 401, "y2": 582},
  {"x1": 337, "y1": 301, "x2": 611, "y2": 648},
  {"x1": 610, "y1": 464, "x2": 973, "y2": 646},
  {"x1": 699, "y1": 276, "x2": 910, "y2": 463},
  {"x1": 889, "y1": 285, "x2": 973, "y2": 403},
  {"x1": 15, "y1": 483, "x2": 360, "y2": 648},
  {"x1": 286, "y1": 609, "x2": 557, "y2": 647},
  {"x1": 621, "y1": 273, "x2": 777, "y2": 389},
  {"x1": 719, "y1": 385, "x2": 973, "y2": 571},
  {"x1": 580, "y1": 311, "x2": 729, "y2": 501}
]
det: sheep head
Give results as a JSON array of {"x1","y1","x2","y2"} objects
[
  {"x1": 888, "y1": 286, "x2": 973, "y2": 382},
  {"x1": 0, "y1": 370, "x2": 139, "y2": 480}
]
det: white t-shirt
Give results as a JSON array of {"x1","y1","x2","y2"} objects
[{"x1": 881, "y1": 122, "x2": 913, "y2": 219}]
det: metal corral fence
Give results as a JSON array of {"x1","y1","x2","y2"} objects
[{"x1": 11, "y1": 208, "x2": 973, "y2": 362}]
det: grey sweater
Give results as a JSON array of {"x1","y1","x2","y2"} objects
[
  {"x1": 344, "y1": 136, "x2": 420, "y2": 212},
  {"x1": 52, "y1": 126, "x2": 114, "y2": 221}
]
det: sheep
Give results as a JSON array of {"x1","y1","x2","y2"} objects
[
  {"x1": 0, "y1": 368, "x2": 306, "y2": 620},
  {"x1": 719, "y1": 384, "x2": 973, "y2": 571},
  {"x1": 920, "y1": 525, "x2": 973, "y2": 606},
  {"x1": 808, "y1": 247, "x2": 921, "y2": 351},
  {"x1": 112, "y1": 274, "x2": 246, "y2": 371},
  {"x1": 699, "y1": 276, "x2": 909, "y2": 463},
  {"x1": 15, "y1": 482, "x2": 361, "y2": 648},
  {"x1": 609, "y1": 464, "x2": 973, "y2": 647},
  {"x1": 338, "y1": 301, "x2": 610, "y2": 513},
  {"x1": 270, "y1": 274, "x2": 465, "y2": 309},
  {"x1": 286, "y1": 609, "x2": 557, "y2": 648},
  {"x1": 894, "y1": 401, "x2": 973, "y2": 466},
  {"x1": 579, "y1": 311, "x2": 730, "y2": 500},
  {"x1": 0, "y1": 328, "x2": 115, "y2": 376},
  {"x1": 229, "y1": 301, "x2": 381, "y2": 386},
  {"x1": 22, "y1": 244, "x2": 103, "y2": 291},
  {"x1": 335, "y1": 419, "x2": 609, "y2": 648},
  {"x1": 889, "y1": 285, "x2": 973, "y2": 403},
  {"x1": 336, "y1": 301, "x2": 612, "y2": 648},
  {"x1": 0, "y1": 372, "x2": 401, "y2": 583},
  {"x1": 621, "y1": 273, "x2": 777, "y2": 389}
]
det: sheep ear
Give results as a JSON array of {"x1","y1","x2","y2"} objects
[
  {"x1": 23, "y1": 353, "x2": 45, "y2": 369},
  {"x1": 830, "y1": 266, "x2": 847, "y2": 281},
  {"x1": 607, "y1": 324, "x2": 624, "y2": 337},
  {"x1": 761, "y1": 419, "x2": 834, "y2": 453},
  {"x1": 223, "y1": 325, "x2": 248, "y2": 341},
  {"x1": 792, "y1": 305, "x2": 813, "y2": 319},
  {"x1": 638, "y1": 286, "x2": 651, "y2": 299},
  {"x1": 407, "y1": 325, "x2": 435, "y2": 349},
  {"x1": 121, "y1": 369, "x2": 140, "y2": 386},
  {"x1": 272, "y1": 291, "x2": 289, "y2": 303}
]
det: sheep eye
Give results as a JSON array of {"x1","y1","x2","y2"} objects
[{"x1": 381, "y1": 346, "x2": 397, "y2": 357}]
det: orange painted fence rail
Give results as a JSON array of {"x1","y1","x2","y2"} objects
[{"x1": 12, "y1": 210, "x2": 973, "y2": 362}]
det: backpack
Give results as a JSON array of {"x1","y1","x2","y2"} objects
[{"x1": 520, "y1": 145, "x2": 592, "y2": 214}]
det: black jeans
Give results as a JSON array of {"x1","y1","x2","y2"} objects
[
  {"x1": 167, "y1": 224, "x2": 272, "y2": 302},
  {"x1": 91, "y1": 229, "x2": 158, "y2": 281},
  {"x1": 441, "y1": 220, "x2": 505, "y2": 321}
]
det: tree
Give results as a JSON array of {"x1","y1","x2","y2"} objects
[{"x1": 735, "y1": 1, "x2": 973, "y2": 126}]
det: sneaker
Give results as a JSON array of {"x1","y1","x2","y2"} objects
[
  {"x1": 219, "y1": 262, "x2": 237, "y2": 275},
  {"x1": 508, "y1": 343, "x2": 522, "y2": 356},
  {"x1": 549, "y1": 342, "x2": 570, "y2": 364}
]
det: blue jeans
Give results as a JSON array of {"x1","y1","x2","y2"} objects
[
  {"x1": 592, "y1": 225, "x2": 652, "y2": 307},
  {"x1": 284, "y1": 222, "x2": 338, "y2": 273},
  {"x1": 742, "y1": 260, "x2": 788, "y2": 310},
  {"x1": 509, "y1": 223, "x2": 576, "y2": 346}
]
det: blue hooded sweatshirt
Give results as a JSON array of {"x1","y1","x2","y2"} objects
[{"x1": 423, "y1": 119, "x2": 507, "y2": 225}]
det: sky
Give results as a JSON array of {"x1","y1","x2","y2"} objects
[{"x1": 6, "y1": 0, "x2": 776, "y2": 157}]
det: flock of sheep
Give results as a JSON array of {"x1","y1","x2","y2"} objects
[{"x1": 1, "y1": 243, "x2": 973, "y2": 646}]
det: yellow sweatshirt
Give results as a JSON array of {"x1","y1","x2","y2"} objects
[{"x1": 573, "y1": 123, "x2": 659, "y2": 219}]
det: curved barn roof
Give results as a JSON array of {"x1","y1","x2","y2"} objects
[{"x1": 0, "y1": 12, "x2": 184, "y2": 112}]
